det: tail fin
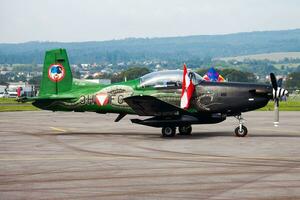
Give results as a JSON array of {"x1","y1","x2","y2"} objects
[{"x1": 39, "y1": 49, "x2": 73, "y2": 96}]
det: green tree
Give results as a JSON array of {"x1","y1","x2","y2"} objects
[
  {"x1": 196, "y1": 68, "x2": 257, "y2": 83},
  {"x1": 28, "y1": 76, "x2": 42, "y2": 86},
  {"x1": 72, "y1": 69, "x2": 81, "y2": 79},
  {"x1": 221, "y1": 69, "x2": 256, "y2": 82},
  {"x1": 112, "y1": 67, "x2": 150, "y2": 83},
  {"x1": 286, "y1": 72, "x2": 300, "y2": 89}
]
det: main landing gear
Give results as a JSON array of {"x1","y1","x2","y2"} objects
[
  {"x1": 234, "y1": 115, "x2": 248, "y2": 137},
  {"x1": 161, "y1": 125, "x2": 192, "y2": 137},
  {"x1": 178, "y1": 125, "x2": 192, "y2": 135},
  {"x1": 161, "y1": 127, "x2": 176, "y2": 137}
]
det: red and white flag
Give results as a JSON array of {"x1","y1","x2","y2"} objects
[{"x1": 180, "y1": 64, "x2": 195, "y2": 109}]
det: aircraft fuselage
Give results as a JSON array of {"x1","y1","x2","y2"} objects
[{"x1": 33, "y1": 80, "x2": 273, "y2": 118}]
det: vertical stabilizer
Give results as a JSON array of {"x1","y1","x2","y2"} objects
[{"x1": 39, "y1": 49, "x2": 73, "y2": 96}]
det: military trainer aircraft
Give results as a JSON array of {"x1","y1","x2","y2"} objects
[{"x1": 23, "y1": 48, "x2": 288, "y2": 137}]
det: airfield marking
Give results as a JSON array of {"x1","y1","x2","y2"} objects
[{"x1": 50, "y1": 126, "x2": 67, "y2": 132}]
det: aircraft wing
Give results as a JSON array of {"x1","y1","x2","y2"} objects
[{"x1": 124, "y1": 95, "x2": 191, "y2": 116}]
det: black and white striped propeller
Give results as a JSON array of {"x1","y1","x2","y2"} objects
[{"x1": 270, "y1": 73, "x2": 288, "y2": 126}]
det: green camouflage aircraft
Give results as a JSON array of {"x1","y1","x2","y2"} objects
[{"x1": 24, "y1": 48, "x2": 288, "y2": 137}]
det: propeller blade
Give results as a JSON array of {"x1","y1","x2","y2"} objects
[
  {"x1": 274, "y1": 99, "x2": 279, "y2": 126},
  {"x1": 270, "y1": 73, "x2": 278, "y2": 91}
]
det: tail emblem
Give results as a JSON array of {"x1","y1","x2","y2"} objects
[{"x1": 48, "y1": 64, "x2": 65, "y2": 82}]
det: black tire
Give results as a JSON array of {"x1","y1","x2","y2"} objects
[
  {"x1": 162, "y1": 127, "x2": 176, "y2": 137},
  {"x1": 178, "y1": 125, "x2": 192, "y2": 135},
  {"x1": 234, "y1": 125, "x2": 248, "y2": 137}
]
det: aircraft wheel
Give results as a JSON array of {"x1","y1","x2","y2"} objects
[
  {"x1": 162, "y1": 127, "x2": 176, "y2": 137},
  {"x1": 234, "y1": 125, "x2": 248, "y2": 137},
  {"x1": 178, "y1": 125, "x2": 192, "y2": 135}
]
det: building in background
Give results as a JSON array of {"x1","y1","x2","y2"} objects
[{"x1": 0, "y1": 82, "x2": 36, "y2": 98}]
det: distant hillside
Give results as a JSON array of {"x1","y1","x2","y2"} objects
[
  {"x1": 1, "y1": 29, "x2": 300, "y2": 64},
  {"x1": 217, "y1": 52, "x2": 300, "y2": 62}
]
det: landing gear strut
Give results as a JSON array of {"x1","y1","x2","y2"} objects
[{"x1": 234, "y1": 115, "x2": 248, "y2": 137}]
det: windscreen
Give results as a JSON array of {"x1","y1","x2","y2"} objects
[{"x1": 139, "y1": 70, "x2": 203, "y2": 88}]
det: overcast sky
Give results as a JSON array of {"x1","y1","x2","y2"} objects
[{"x1": 1, "y1": 0, "x2": 300, "y2": 43}]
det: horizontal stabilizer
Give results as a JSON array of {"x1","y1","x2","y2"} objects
[{"x1": 26, "y1": 95, "x2": 76, "y2": 101}]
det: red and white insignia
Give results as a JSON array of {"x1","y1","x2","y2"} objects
[
  {"x1": 95, "y1": 93, "x2": 109, "y2": 106},
  {"x1": 180, "y1": 64, "x2": 195, "y2": 109}
]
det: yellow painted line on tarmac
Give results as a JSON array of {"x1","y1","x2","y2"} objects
[{"x1": 50, "y1": 126, "x2": 67, "y2": 133}]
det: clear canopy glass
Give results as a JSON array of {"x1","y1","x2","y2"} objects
[{"x1": 139, "y1": 70, "x2": 203, "y2": 88}]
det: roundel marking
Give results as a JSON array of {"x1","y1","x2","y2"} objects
[
  {"x1": 48, "y1": 64, "x2": 65, "y2": 82},
  {"x1": 95, "y1": 93, "x2": 109, "y2": 106}
]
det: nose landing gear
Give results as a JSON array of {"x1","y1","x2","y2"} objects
[{"x1": 234, "y1": 115, "x2": 248, "y2": 137}]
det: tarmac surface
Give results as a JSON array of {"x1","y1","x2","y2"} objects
[{"x1": 0, "y1": 111, "x2": 300, "y2": 200}]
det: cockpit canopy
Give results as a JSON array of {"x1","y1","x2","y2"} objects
[{"x1": 139, "y1": 70, "x2": 203, "y2": 88}]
